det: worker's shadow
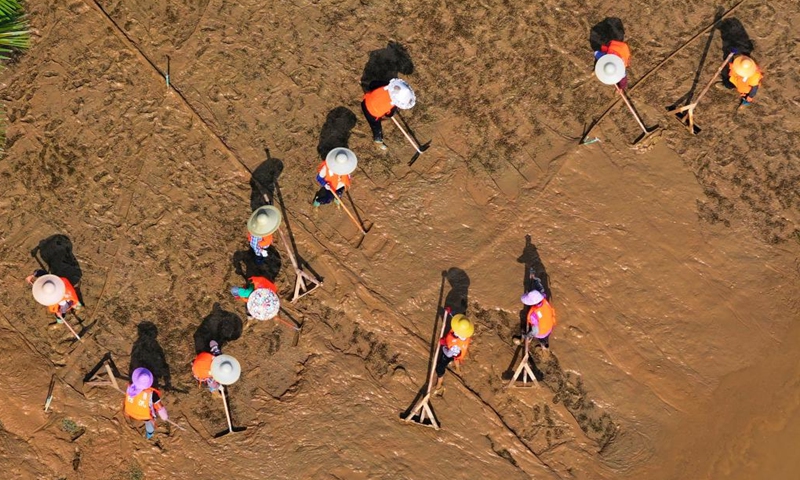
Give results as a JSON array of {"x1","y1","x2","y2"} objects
[
  {"x1": 667, "y1": 7, "x2": 726, "y2": 110},
  {"x1": 231, "y1": 247, "x2": 282, "y2": 285},
  {"x1": 589, "y1": 17, "x2": 625, "y2": 51},
  {"x1": 193, "y1": 303, "x2": 243, "y2": 355},
  {"x1": 360, "y1": 41, "x2": 414, "y2": 93},
  {"x1": 400, "y1": 271, "x2": 448, "y2": 427},
  {"x1": 317, "y1": 106, "x2": 357, "y2": 160},
  {"x1": 250, "y1": 152, "x2": 284, "y2": 210},
  {"x1": 443, "y1": 267, "x2": 470, "y2": 317},
  {"x1": 719, "y1": 18, "x2": 754, "y2": 88},
  {"x1": 129, "y1": 321, "x2": 182, "y2": 392},
  {"x1": 31, "y1": 234, "x2": 83, "y2": 298}
]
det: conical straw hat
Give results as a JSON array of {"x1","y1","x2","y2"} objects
[
  {"x1": 386, "y1": 78, "x2": 416, "y2": 109},
  {"x1": 247, "y1": 205, "x2": 282, "y2": 237},
  {"x1": 32, "y1": 274, "x2": 65, "y2": 306},
  {"x1": 246, "y1": 288, "x2": 281, "y2": 321},
  {"x1": 325, "y1": 148, "x2": 358, "y2": 175},
  {"x1": 595, "y1": 54, "x2": 626, "y2": 85},
  {"x1": 211, "y1": 354, "x2": 241, "y2": 385}
]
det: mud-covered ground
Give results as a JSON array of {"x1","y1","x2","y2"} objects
[{"x1": 0, "y1": 0, "x2": 798, "y2": 479}]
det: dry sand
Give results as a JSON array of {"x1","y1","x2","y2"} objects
[{"x1": 0, "y1": 0, "x2": 798, "y2": 479}]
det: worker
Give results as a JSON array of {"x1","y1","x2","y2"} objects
[
  {"x1": 313, "y1": 147, "x2": 357, "y2": 207},
  {"x1": 724, "y1": 54, "x2": 763, "y2": 106},
  {"x1": 247, "y1": 206, "x2": 282, "y2": 265},
  {"x1": 594, "y1": 40, "x2": 631, "y2": 89},
  {"x1": 192, "y1": 340, "x2": 222, "y2": 393},
  {"x1": 230, "y1": 276, "x2": 278, "y2": 301},
  {"x1": 515, "y1": 282, "x2": 556, "y2": 350},
  {"x1": 124, "y1": 367, "x2": 168, "y2": 440},
  {"x1": 361, "y1": 78, "x2": 416, "y2": 150},
  {"x1": 433, "y1": 310, "x2": 474, "y2": 395},
  {"x1": 27, "y1": 270, "x2": 82, "y2": 323}
]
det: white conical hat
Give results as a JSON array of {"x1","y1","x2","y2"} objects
[
  {"x1": 386, "y1": 78, "x2": 416, "y2": 109},
  {"x1": 246, "y1": 288, "x2": 281, "y2": 321},
  {"x1": 210, "y1": 354, "x2": 241, "y2": 385},
  {"x1": 325, "y1": 147, "x2": 358, "y2": 175},
  {"x1": 32, "y1": 274, "x2": 66, "y2": 306},
  {"x1": 247, "y1": 205, "x2": 282, "y2": 236},
  {"x1": 595, "y1": 54, "x2": 626, "y2": 85}
]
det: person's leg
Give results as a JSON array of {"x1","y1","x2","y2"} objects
[
  {"x1": 144, "y1": 420, "x2": 155, "y2": 439},
  {"x1": 538, "y1": 334, "x2": 550, "y2": 350},
  {"x1": 361, "y1": 101, "x2": 384, "y2": 142},
  {"x1": 433, "y1": 352, "x2": 452, "y2": 393},
  {"x1": 312, "y1": 187, "x2": 334, "y2": 206}
]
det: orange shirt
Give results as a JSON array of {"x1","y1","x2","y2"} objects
[
  {"x1": 317, "y1": 162, "x2": 351, "y2": 191},
  {"x1": 441, "y1": 330, "x2": 471, "y2": 362},
  {"x1": 47, "y1": 277, "x2": 79, "y2": 315},
  {"x1": 729, "y1": 69, "x2": 762, "y2": 95},
  {"x1": 527, "y1": 299, "x2": 556, "y2": 338},
  {"x1": 248, "y1": 232, "x2": 273, "y2": 249},
  {"x1": 250, "y1": 276, "x2": 277, "y2": 292},
  {"x1": 192, "y1": 352, "x2": 214, "y2": 382},
  {"x1": 363, "y1": 87, "x2": 394, "y2": 119},
  {"x1": 601, "y1": 40, "x2": 631, "y2": 66},
  {"x1": 124, "y1": 387, "x2": 162, "y2": 421}
]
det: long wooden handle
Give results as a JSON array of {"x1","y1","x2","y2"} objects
[
  {"x1": 329, "y1": 188, "x2": 366, "y2": 235},
  {"x1": 425, "y1": 311, "x2": 450, "y2": 395},
  {"x1": 60, "y1": 316, "x2": 82, "y2": 341},
  {"x1": 692, "y1": 52, "x2": 735, "y2": 107},
  {"x1": 616, "y1": 87, "x2": 649, "y2": 134},
  {"x1": 390, "y1": 116, "x2": 422, "y2": 153},
  {"x1": 219, "y1": 386, "x2": 234, "y2": 434}
]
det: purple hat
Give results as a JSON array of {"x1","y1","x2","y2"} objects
[
  {"x1": 127, "y1": 367, "x2": 153, "y2": 396},
  {"x1": 521, "y1": 290, "x2": 545, "y2": 306}
]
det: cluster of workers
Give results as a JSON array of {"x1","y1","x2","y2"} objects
[{"x1": 25, "y1": 36, "x2": 763, "y2": 438}]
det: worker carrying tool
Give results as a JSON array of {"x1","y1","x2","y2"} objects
[
  {"x1": 28, "y1": 270, "x2": 82, "y2": 322},
  {"x1": 433, "y1": 310, "x2": 474, "y2": 396},
  {"x1": 723, "y1": 53, "x2": 763, "y2": 106},
  {"x1": 124, "y1": 367, "x2": 169, "y2": 440},
  {"x1": 247, "y1": 205, "x2": 282, "y2": 265},
  {"x1": 594, "y1": 40, "x2": 631, "y2": 90},
  {"x1": 312, "y1": 147, "x2": 357, "y2": 207},
  {"x1": 192, "y1": 340, "x2": 223, "y2": 393},
  {"x1": 514, "y1": 275, "x2": 556, "y2": 350},
  {"x1": 361, "y1": 78, "x2": 416, "y2": 150}
]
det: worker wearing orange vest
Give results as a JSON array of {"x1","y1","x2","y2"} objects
[
  {"x1": 230, "y1": 276, "x2": 278, "y2": 301},
  {"x1": 247, "y1": 205, "x2": 281, "y2": 266},
  {"x1": 595, "y1": 40, "x2": 631, "y2": 89},
  {"x1": 313, "y1": 147, "x2": 357, "y2": 207},
  {"x1": 723, "y1": 53, "x2": 762, "y2": 106},
  {"x1": 27, "y1": 269, "x2": 82, "y2": 323},
  {"x1": 124, "y1": 367, "x2": 168, "y2": 440},
  {"x1": 433, "y1": 310, "x2": 475, "y2": 395},
  {"x1": 192, "y1": 340, "x2": 222, "y2": 393},
  {"x1": 361, "y1": 78, "x2": 416, "y2": 150},
  {"x1": 518, "y1": 286, "x2": 556, "y2": 350}
]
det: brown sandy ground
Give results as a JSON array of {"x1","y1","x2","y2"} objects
[{"x1": 0, "y1": 0, "x2": 798, "y2": 479}]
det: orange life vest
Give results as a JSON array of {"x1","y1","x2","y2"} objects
[
  {"x1": 317, "y1": 162, "x2": 351, "y2": 191},
  {"x1": 235, "y1": 276, "x2": 277, "y2": 302},
  {"x1": 729, "y1": 69, "x2": 762, "y2": 95},
  {"x1": 47, "y1": 277, "x2": 79, "y2": 315},
  {"x1": 363, "y1": 87, "x2": 394, "y2": 119},
  {"x1": 248, "y1": 232, "x2": 273, "y2": 249},
  {"x1": 601, "y1": 40, "x2": 631, "y2": 66},
  {"x1": 124, "y1": 387, "x2": 162, "y2": 421},
  {"x1": 192, "y1": 352, "x2": 214, "y2": 381},
  {"x1": 442, "y1": 331, "x2": 471, "y2": 362},
  {"x1": 527, "y1": 299, "x2": 556, "y2": 338}
]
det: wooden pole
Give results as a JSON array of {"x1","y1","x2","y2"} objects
[
  {"x1": 59, "y1": 315, "x2": 82, "y2": 342},
  {"x1": 390, "y1": 116, "x2": 422, "y2": 153},
  {"x1": 404, "y1": 310, "x2": 450, "y2": 429},
  {"x1": 672, "y1": 53, "x2": 735, "y2": 133},
  {"x1": 219, "y1": 385, "x2": 234, "y2": 434},
  {"x1": 616, "y1": 87, "x2": 649, "y2": 134}
]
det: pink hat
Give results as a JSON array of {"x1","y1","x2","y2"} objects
[
  {"x1": 127, "y1": 367, "x2": 153, "y2": 396},
  {"x1": 521, "y1": 290, "x2": 545, "y2": 306}
]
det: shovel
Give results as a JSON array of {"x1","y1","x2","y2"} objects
[
  {"x1": 670, "y1": 52, "x2": 734, "y2": 134},
  {"x1": 390, "y1": 116, "x2": 430, "y2": 166},
  {"x1": 616, "y1": 87, "x2": 660, "y2": 144},
  {"x1": 213, "y1": 385, "x2": 247, "y2": 438}
]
